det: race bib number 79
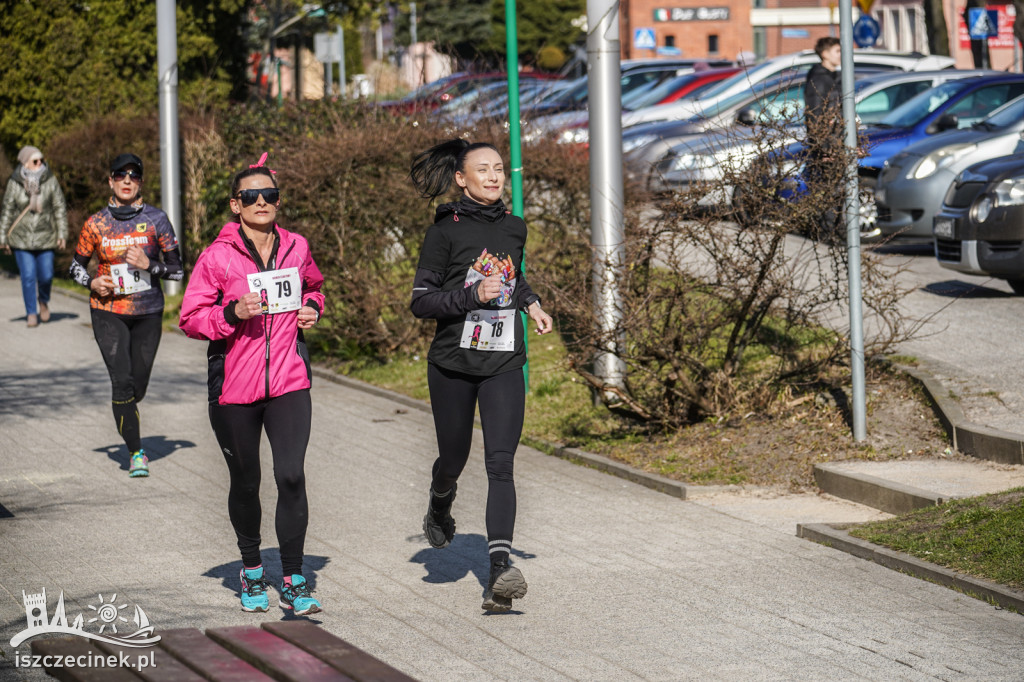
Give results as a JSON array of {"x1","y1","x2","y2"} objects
[
  {"x1": 460, "y1": 309, "x2": 515, "y2": 351},
  {"x1": 247, "y1": 267, "x2": 302, "y2": 314}
]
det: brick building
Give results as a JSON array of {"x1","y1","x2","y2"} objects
[{"x1": 620, "y1": 0, "x2": 1020, "y2": 69}]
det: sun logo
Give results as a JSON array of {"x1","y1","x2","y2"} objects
[{"x1": 87, "y1": 594, "x2": 128, "y2": 634}]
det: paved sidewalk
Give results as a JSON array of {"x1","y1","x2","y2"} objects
[{"x1": 1, "y1": 275, "x2": 1022, "y2": 681}]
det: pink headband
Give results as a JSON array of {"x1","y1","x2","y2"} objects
[{"x1": 249, "y1": 152, "x2": 276, "y2": 174}]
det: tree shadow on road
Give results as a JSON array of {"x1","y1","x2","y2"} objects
[
  {"x1": 94, "y1": 436, "x2": 197, "y2": 472},
  {"x1": 921, "y1": 280, "x2": 1014, "y2": 299},
  {"x1": 202, "y1": 551, "x2": 330, "y2": 622}
]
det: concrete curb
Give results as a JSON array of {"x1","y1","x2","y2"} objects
[
  {"x1": 813, "y1": 462, "x2": 948, "y2": 515},
  {"x1": 798, "y1": 523, "x2": 1024, "y2": 614},
  {"x1": 895, "y1": 360, "x2": 1024, "y2": 465}
]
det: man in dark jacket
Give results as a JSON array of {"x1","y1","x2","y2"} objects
[{"x1": 803, "y1": 37, "x2": 844, "y2": 240}]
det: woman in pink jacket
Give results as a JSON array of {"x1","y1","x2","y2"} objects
[{"x1": 179, "y1": 154, "x2": 325, "y2": 616}]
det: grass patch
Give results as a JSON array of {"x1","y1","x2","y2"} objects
[
  {"x1": 322, "y1": 323, "x2": 950, "y2": 490},
  {"x1": 850, "y1": 488, "x2": 1024, "y2": 590}
]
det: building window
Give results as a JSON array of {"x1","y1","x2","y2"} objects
[
  {"x1": 752, "y1": 0, "x2": 766, "y2": 7},
  {"x1": 665, "y1": 35, "x2": 675, "y2": 48},
  {"x1": 753, "y1": 27, "x2": 766, "y2": 61},
  {"x1": 708, "y1": 34, "x2": 719, "y2": 55}
]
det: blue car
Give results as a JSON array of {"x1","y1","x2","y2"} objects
[{"x1": 777, "y1": 72, "x2": 1024, "y2": 236}]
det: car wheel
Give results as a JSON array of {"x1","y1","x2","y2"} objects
[
  {"x1": 1006, "y1": 279, "x2": 1024, "y2": 296},
  {"x1": 858, "y1": 176, "x2": 882, "y2": 242}
]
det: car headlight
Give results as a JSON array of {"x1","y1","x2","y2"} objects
[
  {"x1": 991, "y1": 177, "x2": 1024, "y2": 207},
  {"x1": 557, "y1": 127, "x2": 589, "y2": 145},
  {"x1": 622, "y1": 134, "x2": 657, "y2": 154},
  {"x1": 669, "y1": 153, "x2": 702, "y2": 172},
  {"x1": 973, "y1": 194, "x2": 993, "y2": 223},
  {"x1": 911, "y1": 144, "x2": 976, "y2": 180}
]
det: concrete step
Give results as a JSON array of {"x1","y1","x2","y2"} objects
[{"x1": 814, "y1": 458, "x2": 1024, "y2": 514}]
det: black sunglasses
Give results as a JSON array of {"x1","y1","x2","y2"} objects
[
  {"x1": 111, "y1": 169, "x2": 142, "y2": 182},
  {"x1": 235, "y1": 187, "x2": 280, "y2": 207}
]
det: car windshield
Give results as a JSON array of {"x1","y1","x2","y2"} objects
[
  {"x1": 980, "y1": 93, "x2": 1024, "y2": 128},
  {"x1": 438, "y1": 81, "x2": 505, "y2": 112},
  {"x1": 876, "y1": 80, "x2": 969, "y2": 129}
]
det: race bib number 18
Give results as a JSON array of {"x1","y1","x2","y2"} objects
[
  {"x1": 247, "y1": 267, "x2": 302, "y2": 314},
  {"x1": 460, "y1": 309, "x2": 515, "y2": 351},
  {"x1": 109, "y1": 263, "x2": 152, "y2": 295}
]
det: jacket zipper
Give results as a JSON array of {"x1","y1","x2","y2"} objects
[{"x1": 257, "y1": 240, "x2": 296, "y2": 400}]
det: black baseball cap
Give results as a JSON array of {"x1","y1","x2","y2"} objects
[{"x1": 110, "y1": 153, "x2": 143, "y2": 175}]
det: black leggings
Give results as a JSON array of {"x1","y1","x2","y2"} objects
[
  {"x1": 427, "y1": 364, "x2": 525, "y2": 560},
  {"x1": 91, "y1": 309, "x2": 163, "y2": 453},
  {"x1": 209, "y1": 389, "x2": 311, "y2": 576}
]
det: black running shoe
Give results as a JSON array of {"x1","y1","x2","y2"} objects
[
  {"x1": 482, "y1": 560, "x2": 527, "y2": 612},
  {"x1": 422, "y1": 484, "x2": 456, "y2": 549}
]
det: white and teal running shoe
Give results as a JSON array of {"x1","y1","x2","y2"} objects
[
  {"x1": 280, "y1": 575, "x2": 321, "y2": 615},
  {"x1": 128, "y1": 450, "x2": 149, "y2": 478},
  {"x1": 240, "y1": 566, "x2": 271, "y2": 612}
]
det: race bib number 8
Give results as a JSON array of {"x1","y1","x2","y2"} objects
[
  {"x1": 460, "y1": 309, "x2": 515, "y2": 351},
  {"x1": 247, "y1": 267, "x2": 302, "y2": 314},
  {"x1": 109, "y1": 263, "x2": 152, "y2": 295}
]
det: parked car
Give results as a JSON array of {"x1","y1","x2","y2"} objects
[
  {"x1": 778, "y1": 72, "x2": 1024, "y2": 236},
  {"x1": 553, "y1": 67, "x2": 741, "y2": 145},
  {"x1": 874, "y1": 94, "x2": 1024, "y2": 240},
  {"x1": 621, "y1": 49, "x2": 956, "y2": 128},
  {"x1": 638, "y1": 70, "x2": 975, "y2": 198},
  {"x1": 377, "y1": 71, "x2": 559, "y2": 115},
  {"x1": 933, "y1": 153, "x2": 1024, "y2": 293}
]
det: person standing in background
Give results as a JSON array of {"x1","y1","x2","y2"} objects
[{"x1": 0, "y1": 146, "x2": 68, "y2": 327}]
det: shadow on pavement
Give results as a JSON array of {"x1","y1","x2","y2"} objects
[
  {"x1": 921, "y1": 280, "x2": 1013, "y2": 299},
  {"x1": 202, "y1": 551, "x2": 330, "y2": 622},
  {"x1": 871, "y1": 242, "x2": 933, "y2": 256},
  {"x1": 409, "y1": 532, "x2": 536, "y2": 589},
  {"x1": 94, "y1": 436, "x2": 197, "y2": 471},
  {"x1": 6, "y1": 310, "x2": 80, "y2": 324}
]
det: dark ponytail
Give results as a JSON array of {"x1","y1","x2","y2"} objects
[{"x1": 410, "y1": 139, "x2": 500, "y2": 200}]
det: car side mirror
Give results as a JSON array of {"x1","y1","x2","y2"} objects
[
  {"x1": 928, "y1": 112, "x2": 959, "y2": 134},
  {"x1": 736, "y1": 107, "x2": 757, "y2": 126}
]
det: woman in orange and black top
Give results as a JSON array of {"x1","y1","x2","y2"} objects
[{"x1": 70, "y1": 153, "x2": 182, "y2": 478}]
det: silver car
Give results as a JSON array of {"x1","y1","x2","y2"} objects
[{"x1": 875, "y1": 94, "x2": 1024, "y2": 239}]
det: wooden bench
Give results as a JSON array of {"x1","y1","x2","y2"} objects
[{"x1": 28, "y1": 620, "x2": 416, "y2": 682}]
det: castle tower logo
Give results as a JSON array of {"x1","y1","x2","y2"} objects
[{"x1": 10, "y1": 589, "x2": 161, "y2": 649}]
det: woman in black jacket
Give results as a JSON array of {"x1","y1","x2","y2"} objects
[{"x1": 409, "y1": 139, "x2": 552, "y2": 612}]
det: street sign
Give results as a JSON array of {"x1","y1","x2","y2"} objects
[
  {"x1": 314, "y1": 31, "x2": 342, "y2": 62},
  {"x1": 968, "y1": 8, "x2": 999, "y2": 38},
  {"x1": 856, "y1": 0, "x2": 876, "y2": 13},
  {"x1": 853, "y1": 15, "x2": 880, "y2": 48},
  {"x1": 633, "y1": 28, "x2": 656, "y2": 50}
]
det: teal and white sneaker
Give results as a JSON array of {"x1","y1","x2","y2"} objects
[
  {"x1": 239, "y1": 566, "x2": 270, "y2": 612},
  {"x1": 128, "y1": 451, "x2": 149, "y2": 478},
  {"x1": 280, "y1": 575, "x2": 321, "y2": 615}
]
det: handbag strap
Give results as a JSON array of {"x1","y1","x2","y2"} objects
[{"x1": 5, "y1": 204, "x2": 31, "y2": 241}]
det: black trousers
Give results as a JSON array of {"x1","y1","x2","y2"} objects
[
  {"x1": 427, "y1": 363, "x2": 525, "y2": 558},
  {"x1": 91, "y1": 309, "x2": 162, "y2": 452},
  {"x1": 209, "y1": 389, "x2": 312, "y2": 576}
]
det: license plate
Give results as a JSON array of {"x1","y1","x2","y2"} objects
[{"x1": 933, "y1": 217, "x2": 955, "y2": 239}]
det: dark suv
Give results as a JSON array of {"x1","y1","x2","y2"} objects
[{"x1": 933, "y1": 152, "x2": 1024, "y2": 294}]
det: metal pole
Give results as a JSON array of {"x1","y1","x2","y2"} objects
[
  {"x1": 156, "y1": 0, "x2": 182, "y2": 296},
  {"x1": 505, "y1": 0, "x2": 528, "y2": 389},
  {"x1": 840, "y1": 0, "x2": 866, "y2": 440},
  {"x1": 410, "y1": 3, "x2": 418, "y2": 87},
  {"x1": 337, "y1": 24, "x2": 346, "y2": 97},
  {"x1": 587, "y1": 0, "x2": 627, "y2": 392}
]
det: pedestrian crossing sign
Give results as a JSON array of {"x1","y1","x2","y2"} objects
[
  {"x1": 968, "y1": 8, "x2": 999, "y2": 38},
  {"x1": 634, "y1": 28, "x2": 657, "y2": 50}
]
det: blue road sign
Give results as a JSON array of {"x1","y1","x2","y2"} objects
[
  {"x1": 968, "y1": 8, "x2": 999, "y2": 39},
  {"x1": 853, "y1": 15, "x2": 880, "y2": 48},
  {"x1": 634, "y1": 28, "x2": 656, "y2": 50}
]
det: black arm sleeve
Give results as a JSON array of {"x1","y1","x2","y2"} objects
[
  {"x1": 410, "y1": 268, "x2": 481, "y2": 319},
  {"x1": 70, "y1": 252, "x2": 92, "y2": 288},
  {"x1": 148, "y1": 246, "x2": 184, "y2": 281}
]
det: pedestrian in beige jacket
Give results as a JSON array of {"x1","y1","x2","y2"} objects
[{"x1": 0, "y1": 146, "x2": 68, "y2": 326}]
